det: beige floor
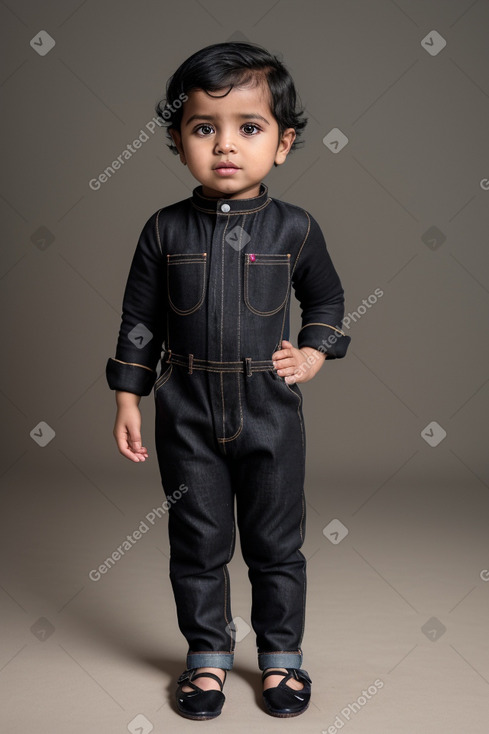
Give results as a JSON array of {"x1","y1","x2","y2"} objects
[{"x1": 1, "y1": 464, "x2": 488, "y2": 734}]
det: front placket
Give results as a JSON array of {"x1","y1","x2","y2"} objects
[{"x1": 206, "y1": 203, "x2": 245, "y2": 449}]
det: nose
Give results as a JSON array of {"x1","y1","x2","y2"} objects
[{"x1": 214, "y1": 127, "x2": 237, "y2": 154}]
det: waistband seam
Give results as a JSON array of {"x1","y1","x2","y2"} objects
[{"x1": 164, "y1": 350, "x2": 275, "y2": 374}]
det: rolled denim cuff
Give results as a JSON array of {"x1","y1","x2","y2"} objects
[
  {"x1": 258, "y1": 650, "x2": 303, "y2": 671},
  {"x1": 186, "y1": 651, "x2": 234, "y2": 671},
  {"x1": 298, "y1": 322, "x2": 351, "y2": 359},
  {"x1": 105, "y1": 357, "x2": 156, "y2": 396}
]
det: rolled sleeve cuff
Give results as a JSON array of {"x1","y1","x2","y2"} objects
[
  {"x1": 298, "y1": 322, "x2": 351, "y2": 359},
  {"x1": 105, "y1": 357, "x2": 156, "y2": 396}
]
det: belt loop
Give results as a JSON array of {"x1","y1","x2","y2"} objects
[
  {"x1": 245, "y1": 357, "x2": 252, "y2": 377},
  {"x1": 165, "y1": 349, "x2": 172, "y2": 364},
  {"x1": 188, "y1": 353, "x2": 194, "y2": 374}
]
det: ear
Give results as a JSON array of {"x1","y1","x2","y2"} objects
[
  {"x1": 169, "y1": 128, "x2": 187, "y2": 165},
  {"x1": 274, "y1": 128, "x2": 296, "y2": 166}
]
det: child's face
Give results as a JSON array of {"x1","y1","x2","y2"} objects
[{"x1": 170, "y1": 81, "x2": 296, "y2": 199}]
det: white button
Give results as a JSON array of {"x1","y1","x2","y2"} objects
[{"x1": 220, "y1": 203, "x2": 230, "y2": 213}]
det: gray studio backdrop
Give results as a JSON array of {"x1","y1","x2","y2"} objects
[{"x1": 1, "y1": 1, "x2": 488, "y2": 732}]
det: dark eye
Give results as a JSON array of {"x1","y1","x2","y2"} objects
[
  {"x1": 242, "y1": 124, "x2": 260, "y2": 135},
  {"x1": 196, "y1": 124, "x2": 214, "y2": 136}
]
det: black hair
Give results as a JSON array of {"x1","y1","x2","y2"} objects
[{"x1": 155, "y1": 42, "x2": 308, "y2": 161}]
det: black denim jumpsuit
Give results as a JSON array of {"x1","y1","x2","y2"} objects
[{"x1": 106, "y1": 183, "x2": 350, "y2": 672}]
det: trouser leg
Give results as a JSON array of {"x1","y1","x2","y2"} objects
[
  {"x1": 232, "y1": 371, "x2": 307, "y2": 671},
  {"x1": 154, "y1": 368, "x2": 236, "y2": 670}
]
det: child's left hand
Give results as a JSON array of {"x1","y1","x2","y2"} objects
[{"x1": 272, "y1": 339, "x2": 326, "y2": 384}]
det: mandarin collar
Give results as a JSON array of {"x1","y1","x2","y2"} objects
[{"x1": 191, "y1": 183, "x2": 270, "y2": 214}]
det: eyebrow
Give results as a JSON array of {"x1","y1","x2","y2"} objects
[{"x1": 185, "y1": 113, "x2": 271, "y2": 127}]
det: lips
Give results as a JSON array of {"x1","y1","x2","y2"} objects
[{"x1": 215, "y1": 162, "x2": 240, "y2": 169}]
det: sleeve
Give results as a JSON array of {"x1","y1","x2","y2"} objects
[
  {"x1": 105, "y1": 210, "x2": 166, "y2": 395},
  {"x1": 291, "y1": 212, "x2": 351, "y2": 359}
]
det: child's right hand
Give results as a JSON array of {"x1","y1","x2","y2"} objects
[{"x1": 113, "y1": 392, "x2": 149, "y2": 462}]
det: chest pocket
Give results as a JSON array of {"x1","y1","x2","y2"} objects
[
  {"x1": 167, "y1": 252, "x2": 207, "y2": 315},
  {"x1": 244, "y1": 253, "x2": 291, "y2": 316}
]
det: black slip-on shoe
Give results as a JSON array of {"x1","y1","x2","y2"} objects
[
  {"x1": 262, "y1": 668, "x2": 312, "y2": 717},
  {"x1": 176, "y1": 668, "x2": 227, "y2": 720}
]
